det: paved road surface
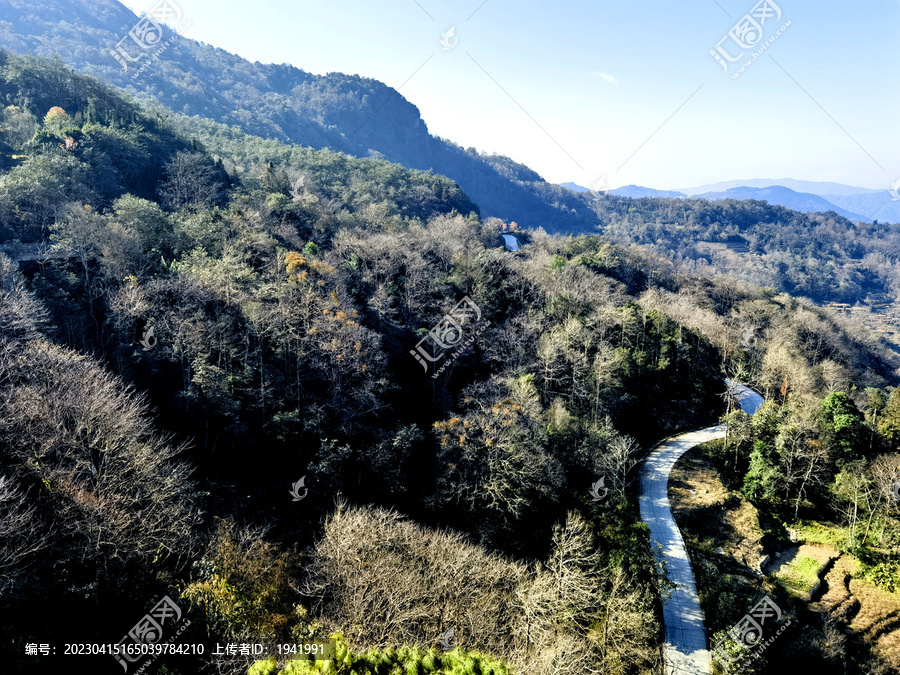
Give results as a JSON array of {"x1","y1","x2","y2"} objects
[
  {"x1": 725, "y1": 379, "x2": 764, "y2": 416},
  {"x1": 638, "y1": 383, "x2": 763, "y2": 675}
]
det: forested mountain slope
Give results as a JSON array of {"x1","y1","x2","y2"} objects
[
  {"x1": 3, "y1": 0, "x2": 900, "y2": 306},
  {"x1": 0, "y1": 0, "x2": 600, "y2": 234}
]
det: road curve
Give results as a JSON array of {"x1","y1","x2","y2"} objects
[{"x1": 638, "y1": 383, "x2": 763, "y2": 675}]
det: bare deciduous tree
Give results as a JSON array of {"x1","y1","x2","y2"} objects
[
  {"x1": 0, "y1": 253, "x2": 48, "y2": 340},
  {"x1": 431, "y1": 378, "x2": 564, "y2": 531},
  {"x1": 0, "y1": 474, "x2": 50, "y2": 596},
  {"x1": 515, "y1": 512, "x2": 659, "y2": 675},
  {"x1": 0, "y1": 339, "x2": 200, "y2": 592},
  {"x1": 159, "y1": 151, "x2": 226, "y2": 211},
  {"x1": 303, "y1": 502, "x2": 527, "y2": 656},
  {"x1": 594, "y1": 432, "x2": 641, "y2": 501}
]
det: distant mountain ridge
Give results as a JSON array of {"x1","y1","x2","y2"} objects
[
  {"x1": 562, "y1": 179, "x2": 883, "y2": 222},
  {"x1": 678, "y1": 178, "x2": 882, "y2": 197},
  {"x1": 559, "y1": 183, "x2": 686, "y2": 199},
  {"x1": 610, "y1": 185, "x2": 688, "y2": 199},
  {"x1": 558, "y1": 182, "x2": 591, "y2": 193},
  {"x1": 0, "y1": 0, "x2": 600, "y2": 234},
  {"x1": 694, "y1": 186, "x2": 871, "y2": 223},
  {"x1": 679, "y1": 178, "x2": 899, "y2": 223}
]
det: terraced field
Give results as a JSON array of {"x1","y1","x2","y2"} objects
[{"x1": 671, "y1": 453, "x2": 900, "y2": 674}]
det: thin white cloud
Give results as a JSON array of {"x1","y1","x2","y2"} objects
[{"x1": 595, "y1": 72, "x2": 619, "y2": 85}]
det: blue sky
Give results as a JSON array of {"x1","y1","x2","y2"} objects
[{"x1": 123, "y1": 0, "x2": 900, "y2": 191}]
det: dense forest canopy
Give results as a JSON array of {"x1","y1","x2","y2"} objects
[{"x1": 0, "y1": 48, "x2": 900, "y2": 675}]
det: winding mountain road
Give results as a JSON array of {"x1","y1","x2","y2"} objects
[{"x1": 638, "y1": 382, "x2": 764, "y2": 675}]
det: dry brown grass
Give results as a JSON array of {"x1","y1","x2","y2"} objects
[
  {"x1": 670, "y1": 451, "x2": 764, "y2": 571},
  {"x1": 815, "y1": 553, "x2": 900, "y2": 669},
  {"x1": 847, "y1": 577, "x2": 900, "y2": 667},
  {"x1": 673, "y1": 446, "x2": 900, "y2": 673}
]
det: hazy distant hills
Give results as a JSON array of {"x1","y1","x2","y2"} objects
[
  {"x1": 560, "y1": 183, "x2": 686, "y2": 199},
  {"x1": 558, "y1": 182, "x2": 591, "y2": 193},
  {"x1": 818, "y1": 192, "x2": 899, "y2": 224},
  {"x1": 678, "y1": 178, "x2": 882, "y2": 197},
  {"x1": 679, "y1": 179, "x2": 898, "y2": 224},
  {"x1": 561, "y1": 178, "x2": 899, "y2": 224},
  {"x1": 692, "y1": 186, "x2": 871, "y2": 223},
  {"x1": 610, "y1": 185, "x2": 690, "y2": 199}
]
